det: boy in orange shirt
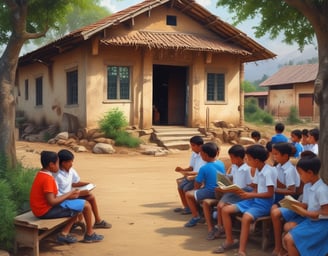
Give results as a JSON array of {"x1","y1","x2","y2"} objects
[{"x1": 30, "y1": 151, "x2": 104, "y2": 243}]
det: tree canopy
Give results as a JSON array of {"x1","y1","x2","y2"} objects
[
  {"x1": 217, "y1": 0, "x2": 328, "y2": 182},
  {"x1": 0, "y1": 0, "x2": 110, "y2": 168}
]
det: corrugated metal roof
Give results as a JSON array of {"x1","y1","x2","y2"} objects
[
  {"x1": 260, "y1": 63, "x2": 318, "y2": 87},
  {"x1": 101, "y1": 31, "x2": 251, "y2": 55}
]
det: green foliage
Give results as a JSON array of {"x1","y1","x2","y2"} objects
[
  {"x1": 99, "y1": 108, "x2": 141, "y2": 148},
  {"x1": 217, "y1": 0, "x2": 316, "y2": 50},
  {"x1": 0, "y1": 160, "x2": 37, "y2": 251},
  {"x1": 244, "y1": 98, "x2": 273, "y2": 124},
  {"x1": 287, "y1": 106, "x2": 303, "y2": 125},
  {"x1": 242, "y1": 81, "x2": 256, "y2": 92},
  {"x1": 114, "y1": 131, "x2": 141, "y2": 148}
]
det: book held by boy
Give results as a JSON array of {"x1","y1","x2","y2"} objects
[
  {"x1": 217, "y1": 173, "x2": 233, "y2": 186},
  {"x1": 279, "y1": 195, "x2": 304, "y2": 215},
  {"x1": 217, "y1": 181, "x2": 243, "y2": 192},
  {"x1": 77, "y1": 183, "x2": 96, "y2": 196}
]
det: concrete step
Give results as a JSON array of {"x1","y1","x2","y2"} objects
[{"x1": 151, "y1": 126, "x2": 203, "y2": 150}]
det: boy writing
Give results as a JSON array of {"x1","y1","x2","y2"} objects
[
  {"x1": 30, "y1": 151, "x2": 104, "y2": 243},
  {"x1": 55, "y1": 149, "x2": 112, "y2": 229}
]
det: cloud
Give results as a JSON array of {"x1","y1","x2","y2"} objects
[{"x1": 195, "y1": 0, "x2": 212, "y2": 7}]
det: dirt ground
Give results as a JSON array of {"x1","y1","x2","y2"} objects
[{"x1": 15, "y1": 140, "x2": 276, "y2": 256}]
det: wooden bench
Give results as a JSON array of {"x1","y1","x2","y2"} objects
[
  {"x1": 235, "y1": 215, "x2": 272, "y2": 250},
  {"x1": 14, "y1": 211, "x2": 71, "y2": 256}
]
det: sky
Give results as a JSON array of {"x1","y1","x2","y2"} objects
[{"x1": 102, "y1": 0, "x2": 317, "y2": 81}]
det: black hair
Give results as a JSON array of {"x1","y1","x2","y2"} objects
[
  {"x1": 302, "y1": 129, "x2": 309, "y2": 136},
  {"x1": 228, "y1": 144, "x2": 245, "y2": 159},
  {"x1": 272, "y1": 142, "x2": 294, "y2": 157},
  {"x1": 201, "y1": 142, "x2": 218, "y2": 158},
  {"x1": 190, "y1": 135, "x2": 204, "y2": 145},
  {"x1": 265, "y1": 141, "x2": 272, "y2": 152},
  {"x1": 296, "y1": 151, "x2": 321, "y2": 174},
  {"x1": 58, "y1": 149, "x2": 74, "y2": 164},
  {"x1": 245, "y1": 144, "x2": 269, "y2": 162},
  {"x1": 40, "y1": 151, "x2": 58, "y2": 168},
  {"x1": 309, "y1": 128, "x2": 319, "y2": 141},
  {"x1": 275, "y1": 122, "x2": 285, "y2": 133},
  {"x1": 251, "y1": 131, "x2": 261, "y2": 140},
  {"x1": 291, "y1": 129, "x2": 302, "y2": 139}
]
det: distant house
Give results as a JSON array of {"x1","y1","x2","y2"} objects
[
  {"x1": 244, "y1": 91, "x2": 268, "y2": 110},
  {"x1": 260, "y1": 63, "x2": 319, "y2": 121},
  {"x1": 16, "y1": 0, "x2": 275, "y2": 132}
]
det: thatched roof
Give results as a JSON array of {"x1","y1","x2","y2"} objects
[{"x1": 19, "y1": 0, "x2": 275, "y2": 65}]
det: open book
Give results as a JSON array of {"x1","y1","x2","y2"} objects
[
  {"x1": 217, "y1": 181, "x2": 243, "y2": 192},
  {"x1": 217, "y1": 173, "x2": 233, "y2": 186},
  {"x1": 279, "y1": 195, "x2": 301, "y2": 212},
  {"x1": 76, "y1": 183, "x2": 96, "y2": 196}
]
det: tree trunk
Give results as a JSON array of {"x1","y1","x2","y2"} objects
[{"x1": 314, "y1": 36, "x2": 328, "y2": 184}]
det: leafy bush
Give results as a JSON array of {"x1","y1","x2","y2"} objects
[
  {"x1": 114, "y1": 131, "x2": 141, "y2": 148},
  {"x1": 287, "y1": 106, "x2": 302, "y2": 124},
  {"x1": 244, "y1": 97, "x2": 274, "y2": 124},
  {"x1": 0, "y1": 159, "x2": 37, "y2": 251},
  {"x1": 99, "y1": 108, "x2": 141, "y2": 147}
]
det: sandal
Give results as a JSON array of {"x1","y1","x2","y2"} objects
[
  {"x1": 212, "y1": 239, "x2": 239, "y2": 254},
  {"x1": 93, "y1": 220, "x2": 112, "y2": 229}
]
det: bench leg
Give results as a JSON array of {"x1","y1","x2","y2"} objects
[
  {"x1": 15, "y1": 226, "x2": 39, "y2": 256},
  {"x1": 261, "y1": 220, "x2": 271, "y2": 250}
]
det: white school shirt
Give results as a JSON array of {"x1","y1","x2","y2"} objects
[
  {"x1": 54, "y1": 168, "x2": 80, "y2": 195},
  {"x1": 253, "y1": 164, "x2": 277, "y2": 193},
  {"x1": 307, "y1": 144, "x2": 319, "y2": 155},
  {"x1": 229, "y1": 163, "x2": 252, "y2": 188},
  {"x1": 189, "y1": 152, "x2": 206, "y2": 173},
  {"x1": 302, "y1": 179, "x2": 328, "y2": 211},
  {"x1": 276, "y1": 160, "x2": 300, "y2": 188}
]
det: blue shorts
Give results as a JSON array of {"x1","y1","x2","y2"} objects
[
  {"x1": 60, "y1": 199, "x2": 85, "y2": 212},
  {"x1": 179, "y1": 178, "x2": 194, "y2": 192},
  {"x1": 236, "y1": 198, "x2": 273, "y2": 220},
  {"x1": 280, "y1": 208, "x2": 306, "y2": 223},
  {"x1": 194, "y1": 188, "x2": 215, "y2": 201},
  {"x1": 39, "y1": 205, "x2": 79, "y2": 219}
]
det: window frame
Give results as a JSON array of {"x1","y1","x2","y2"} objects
[
  {"x1": 106, "y1": 65, "x2": 131, "y2": 102},
  {"x1": 66, "y1": 69, "x2": 78, "y2": 105},
  {"x1": 205, "y1": 72, "x2": 227, "y2": 104},
  {"x1": 24, "y1": 79, "x2": 29, "y2": 100}
]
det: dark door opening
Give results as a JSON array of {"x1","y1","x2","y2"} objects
[{"x1": 153, "y1": 65, "x2": 187, "y2": 125}]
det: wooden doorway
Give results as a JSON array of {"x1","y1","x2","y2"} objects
[
  {"x1": 152, "y1": 65, "x2": 187, "y2": 125},
  {"x1": 299, "y1": 94, "x2": 313, "y2": 117}
]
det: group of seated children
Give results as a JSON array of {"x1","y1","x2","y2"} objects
[
  {"x1": 30, "y1": 150, "x2": 111, "y2": 244},
  {"x1": 174, "y1": 123, "x2": 327, "y2": 256}
]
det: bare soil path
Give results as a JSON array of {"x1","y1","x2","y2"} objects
[{"x1": 16, "y1": 141, "x2": 273, "y2": 256}]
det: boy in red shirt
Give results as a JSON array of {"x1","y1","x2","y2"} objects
[{"x1": 30, "y1": 151, "x2": 103, "y2": 243}]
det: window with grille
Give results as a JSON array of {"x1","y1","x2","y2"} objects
[
  {"x1": 206, "y1": 73, "x2": 225, "y2": 102},
  {"x1": 107, "y1": 66, "x2": 130, "y2": 100},
  {"x1": 67, "y1": 69, "x2": 78, "y2": 105},
  {"x1": 35, "y1": 76, "x2": 43, "y2": 106}
]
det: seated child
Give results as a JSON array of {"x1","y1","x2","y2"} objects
[
  {"x1": 30, "y1": 151, "x2": 104, "y2": 243},
  {"x1": 307, "y1": 128, "x2": 319, "y2": 155},
  {"x1": 301, "y1": 129, "x2": 309, "y2": 151},
  {"x1": 213, "y1": 144, "x2": 277, "y2": 256},
  {"x1": 205, "y1": 145, "x2": 253, "y2": 240},
  {"x1": 174, "y1": 136, "x2": 206, "y2": 214},
  {"x1": 271, "y1": 143, "x2": 300, "y2": 204},
  {"x1": 270, "y1": 143, "x2": 301, "y2": 255},
  {"x1": 283, "y1": 152, "x2": 328, "y2": 256},
  {"x1": 55, "y1": 149, "x2": 112, "y2": 229},
  {"x1": 251, "y1": 131, "x2": 261, "y2": 143},
  {"x1": 184, "y1": 142, "x2": 225, "y2": 227},
  {"x1": 271, "y1": 122, "x2": 288, "y2": 144},
  {"x1": 290, "y1": 129, "x2": 304, "y2": 158}
]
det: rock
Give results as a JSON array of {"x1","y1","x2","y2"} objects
[
  {"x1": 92, "y1": 143, "x2": 115, "y2": 154},
  {"x1": 239, "y1": 137, "x2": 256, "y2": 145},
  {"x1": 55, "y1": 132, "x2": 69, "y2": 140},
  {"x1": 94, "y1": 137, "x2": 114, "y2": 144},
  {"x1": 72, "y1": 145, "x2": 88, "y2": 152}
]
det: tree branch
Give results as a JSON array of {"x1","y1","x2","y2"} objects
[{"x1": 23, "y1": 29, "x2": 48, "y2": 40}]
